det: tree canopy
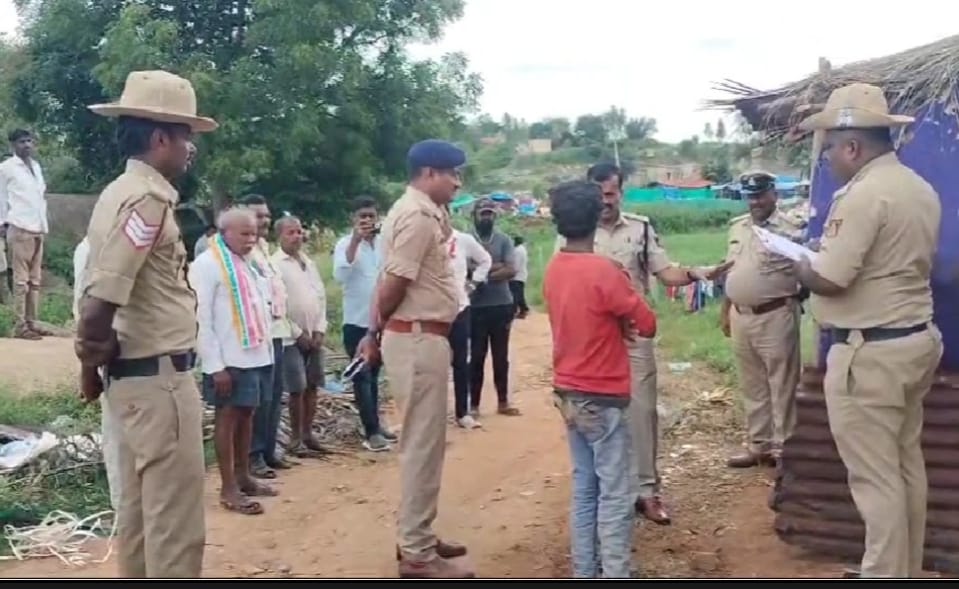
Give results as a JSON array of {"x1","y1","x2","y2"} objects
[{"x1": 7, "y1": 0, "x2": 482, "y2": 223}]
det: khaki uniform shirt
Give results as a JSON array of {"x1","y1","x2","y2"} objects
[
  {"x1": 811, "y1": 153, "x2": 939, "y2": 329},
  {"x1": 554, "y1": 213, "x2": 672, "y2": 294},
  {"x1": 724, "y1": 210, "x2": 804, "y2": 308},
  {"x1": 379, "y1": 186, "x2": 459, "y2": 323},
  {"x1": 84, "y1": 159, "x2": 196, "y2": 359}
]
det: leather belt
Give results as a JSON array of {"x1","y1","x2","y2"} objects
[
  {"x1": 735, "y1": 296, "x2": 793, "y2": 316},
  {"x1": 108, "y1": 352, "x2": 197, "y2": 380},
  {"x1": 831, "y1": 324, "x2": 928, "y2": 345},
  {"x1": 385, "y1": 319, "x2": 451, "y2": 337}
]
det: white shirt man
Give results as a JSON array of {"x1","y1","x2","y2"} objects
[
  {"x1": 513, "y1": 242, "x2": 529, "y2": 284},
  {"x1": 448, "y1": 229, "x2": 491, "y2": 429}
]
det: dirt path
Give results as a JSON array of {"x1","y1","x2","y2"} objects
[
  {"x1": 0, "y1": 336, "x2": 78, "y2": 396},
  {"x1": 0, "y1": 314, "x2": 855, "y2": 578}
]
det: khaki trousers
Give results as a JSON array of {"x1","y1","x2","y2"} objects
[
  {"x1": 824, "y1": 325, "x2": 942, "y2": 578},
  {"x1": 7, "y1": 226, "x2": 43, "y2": 326},
  {"x1": 730, "y1": 303, "x2": 800, "y2": 453},
  {"x1": 626, "y1": 336, "x2": 659, "y2": 500},
  {"x1": 382, "y1": 329, "x2": 451, "y2": 561},
  {"x1": 107, "y1": 358, "x2": 206, "y2": 578}
]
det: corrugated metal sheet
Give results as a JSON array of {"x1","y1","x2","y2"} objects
[{"x1": 771, "y1": 367, "x2": 959, "y2": 573}]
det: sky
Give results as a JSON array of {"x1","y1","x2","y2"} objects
[{"x1": 2, "y1": 0, "x2": 959, "y2": 142}]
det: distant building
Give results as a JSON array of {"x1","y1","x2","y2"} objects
[
  {"x1": 515, "y1": 139, "x2": 553, "y2": 155},
  {"x1": 635, "y1": 163, "x2": 704, "y2": 186}
]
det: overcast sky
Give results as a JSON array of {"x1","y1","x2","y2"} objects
[{"x1": 3, "y1": 0, "x2": 958, "y2": 142}]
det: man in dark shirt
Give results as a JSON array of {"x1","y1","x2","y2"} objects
[{"x1": 469, "y1": 198, "x2": 520, "y2": 416}]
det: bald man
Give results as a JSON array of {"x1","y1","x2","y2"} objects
[{"x1": 191, "y1": 208, "x2": 277, "y2": 515}]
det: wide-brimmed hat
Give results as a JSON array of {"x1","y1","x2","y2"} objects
[
  {"x1": 88, "y1": 70, "x2": 218, "y2": 133},
  {"x1": 798, "y1": 83, "x2": 913, "y2": 132}
]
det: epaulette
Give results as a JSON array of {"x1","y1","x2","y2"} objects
[
  {"x1": 622, "y1": 212, "x2": 649, "y2": 223},
  {"x1": 728, "y1": 213, "x2": 750, "y2": 226}
]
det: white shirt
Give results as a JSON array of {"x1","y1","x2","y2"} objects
[
  {"x1": 190, "y1": 250, "x2": 274, "y2": 374},
  {"x1": 72, "y1": 237, "x2": 90, "y2": 321},
  {"x1": 450, "y1": 230, "x2": 492, "y2": 311},
  {"x1": 0, "y1": 156, "x2": 47, "y2": 233},
  {"x1": 272, "y1": 248, "x2": 327, "y2": 344},
  {"x1": 333, "y1": 233, "x2": 380, "y2": 329},
  {"x1": 513, "y1": 243, "x2": 529, "y2": 283}
]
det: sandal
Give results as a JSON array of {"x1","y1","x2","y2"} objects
[
  {"x1": 266, "y1": 457, "x2": 294, "y2": 470},
  {"x1": 220, "y1": 498, "x2": 264, "y2": 516},
  {"x1": 303, "y1": 437, "x2": 331, "y2": 453},
  {"x1": 497, "y1": 405, "x2": 522, "y2": 417},
  {"x1": 250, "y1": 463, "x2": 277, "y2": 480},
  {"x1": 288, "y1": 443, "x2": 328, "y2": 460},
  {"x1": 240, "y1": 481, "x2": 279, "y2": 497}
]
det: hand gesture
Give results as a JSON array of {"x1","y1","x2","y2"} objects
[{"x1": 212, "y1": 370, "x2": 233, "y2": 397}]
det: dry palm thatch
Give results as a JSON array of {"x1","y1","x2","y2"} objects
[{"x1": 706, "y1": 35, "x2": 959, "y2": 139}]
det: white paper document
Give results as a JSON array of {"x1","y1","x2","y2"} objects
[{"x1": 752, "y1": 226, "x2": 817, "y2": 262}]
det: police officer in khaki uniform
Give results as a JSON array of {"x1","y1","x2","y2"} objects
[
  {"x1": 795, "y1": 83, "x2": 942, "y2": 578},
  {"x1": 555, "y1": 162, "x2": 731, "y2": 525},
  {"x1": 75, "y1": 71, "x2": 217, "y2": 578},
  {"x1": 721, "y1": 172, "x2": 804, "y2": 468},
  {"x1": 358, "y1": 140, "x2": 472, "y2": 578}
]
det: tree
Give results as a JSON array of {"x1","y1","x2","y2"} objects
[
  {"x1": 575, "y1": 114, "x2": 606, "y2": 144},
  {"x1": 715, "y1": 118, "x2": 727, "y2": 142},
  {"x1": 703, "y1": 122, "x2": 714, "y2": 141},
  {"x1": 625, "y1": 117, "x2": 657, "y2": 141},
  {"x1": 528, "y1": 121, "x2": 552, "y2": 140},
  {"x1": 10, "y1": 0, "x2": 481, "y2": 223},
  {"x1": 702, "y1": 159, "x2": 732, "y2": 184}
]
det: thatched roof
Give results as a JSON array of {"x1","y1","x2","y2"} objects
[{"x1": 707, "y1": 35, "x2": 959, "y2": 138}]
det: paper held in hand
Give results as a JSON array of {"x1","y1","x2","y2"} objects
[{"x1": 752, "y1": 226, "x2": 817, "y2": 262}]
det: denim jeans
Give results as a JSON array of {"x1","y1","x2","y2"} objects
[
  {"x1": 343, "y1": 323, "x2": 382, "y2": 438},
  {"x1": 556, "y1": 394, "x2": 634, "y2": 578},
  {"x1": 250, "y1": 339, "x2": 285, "y2": 463}
]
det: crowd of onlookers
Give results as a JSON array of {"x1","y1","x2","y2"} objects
[{"x1": 134, "y1": 192, "x2": 531, "y2": 514}]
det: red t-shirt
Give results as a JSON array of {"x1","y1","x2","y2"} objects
[{"x1": 543, "y1": 251, "x2": 657, "y2": 397}]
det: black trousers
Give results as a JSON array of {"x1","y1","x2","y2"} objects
[
  {"x1": 343, "y1": 324, "x2": 382, "y2": 438},
  {"x1": 509, "y1": 280, "x2": 529, "y2": 316},
  {"x1": 469, "y1": 304, "x2": 513, "y2": 407},
  {"x1": 449, "y1": 307, "x2": 471, "y2": 419}
]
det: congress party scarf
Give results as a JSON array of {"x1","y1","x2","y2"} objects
[{"x1": 209, "y1": 233, "x2": 267, "y2": 349}]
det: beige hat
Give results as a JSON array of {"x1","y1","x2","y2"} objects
[
  {"x1": 88, "y1": 70, "x2": 218, "y2": 133},
  {"x1": 798, "y1": 83, "x2": 913, "y2": 132}
]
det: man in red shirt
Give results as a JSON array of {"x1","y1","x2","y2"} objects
[{"x1": 543, "y1": 180, "x2": 657, "y2": 578}]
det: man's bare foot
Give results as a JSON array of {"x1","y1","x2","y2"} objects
[{"x1": 220, "y1": 488, "x2": 263, "y2": 515}]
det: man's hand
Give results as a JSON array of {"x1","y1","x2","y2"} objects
[
  {"x1": 74, "y1": 333, "x2": 119, "y2": 367},
  {"x1": 357, "y1": 334, "x2": 381, "y2": 367},
  {"x1": 793, "y1": 254, "x2": 814, "y2": 282},
  {"x1": 312, "y1": 331, "x2": 325, "y2": 351},
  {"x1": 212, "y1": 370, "x2": 232, "y2": 397},
  {"x1": 619, "y1": 318, "x2": 637, "y2": 342},
  {"x1": 352, "y1": 218, "x2": 376, "y2": 241},
  {"x1": 296, "y1": 332, "x2": 313, "y2": 353},
  {"x1": 720, "y1": 312, "x2": 731, "y2": 338},
  {"x1": 79, "y1": 365, "x2": 104, "y2": 403},
  {"x1": 806, "y1": 238, "x2": 821, "y2": 252},
  {"x1": 689, "y1": 260, "x2": 734, "y2": 282}
]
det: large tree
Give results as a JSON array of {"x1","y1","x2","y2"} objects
[{"x1": 10, "y1": 0, "x2": 481, "y2": 223}]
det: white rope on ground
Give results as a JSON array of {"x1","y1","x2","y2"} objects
[{"x1": 0, "y1": 510, "x2": 116, "y2": 567}]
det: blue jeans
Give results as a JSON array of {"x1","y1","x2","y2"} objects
[
  {"x1": 343, "y1": 324, "x2": 382, "y2": 438},
  {"x1": 557, "y1": 394, "x2": 634, "y2": 578}
]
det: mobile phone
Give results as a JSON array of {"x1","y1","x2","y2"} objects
[{"x1": 343, "y1": 356, "x2": 366, "y2": 380}]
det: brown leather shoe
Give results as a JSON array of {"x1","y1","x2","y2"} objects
[
  {"x1": 398, "y1": 557, "x2": 475, "y2": 579},
  {"x1": 637, "y1": 496, "x2": 671, "y2": 526},
  {"x1": 396, "y1": 539, "x2": 468, "y2": 561},
  {"x1": 727, "y1": 450, "x2": 776, "y2": 469}
]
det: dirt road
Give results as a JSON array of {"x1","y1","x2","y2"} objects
[{"x1": 1, "y1": 313, "x2": 852, "y2": 578}]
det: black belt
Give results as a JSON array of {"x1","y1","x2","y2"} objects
[
  {"x1": 108, "y1": 352, "x2": 197, "y2": 380},
  {"x1": 831, "y1": 324, "x2": 928, "y2": 345}
]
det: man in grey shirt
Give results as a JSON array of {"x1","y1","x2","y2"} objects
[{"x1": 469, "y1": 198, "x2": 520, "y2": 416}]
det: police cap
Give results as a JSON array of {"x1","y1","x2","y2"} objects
[{"x1": 407, "y1": 139, "x2": 467, "y2": 172}]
